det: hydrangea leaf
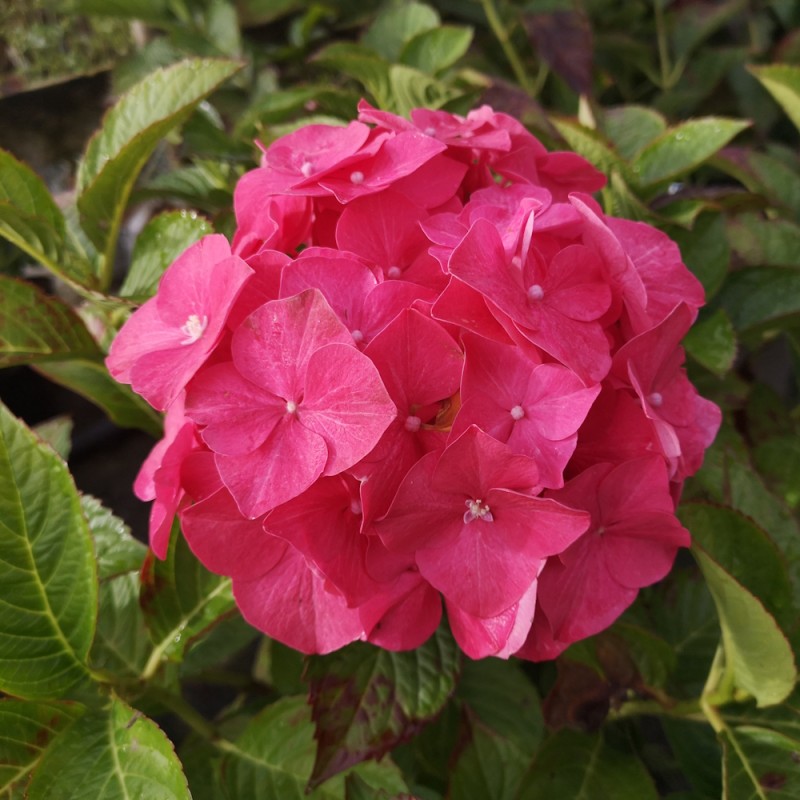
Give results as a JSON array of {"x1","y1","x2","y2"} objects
[
  {"x1": 27, "y1": 698, "x2": 190, "y2": 800},
  {"x1": 0, "y1": 276, "x2": 101, "y2": 367},
  {"x1": 726, "y1": 213, "x2": 800, "y2": 268},
  {"x1": 90, "y1": 572, "x2": 151, "y2": 678},
  {"x1": 670, "y1": 212, "x2": 730, "y2": 300},
  {"x1": 718, "y1": 266, "x2": 800, "y2": 333},
  {"x1": 119, "y1": 210, "x2": 214, "y2": 301},
  {"x1": 448, "y1": 717, "x2": 532, "y2": 800},
  {"x1": 305, "y1": 626, "x2": 460, "y2": 787},
  {"x1": 680, "y1": 504, "x2": 794, "y2": 633},
  {"x1": 76, "y1": 58, "x2": 242, "y2": 267},
  {"x1": 81, "y1": 494, "x2": 147, "y2": 581},
  {"x1": 221, "y1": 696, "x2": 409, "y2": 798},
  {"x1": 602, "y1": 105, "x2": 667, "y2": 160},
  {"x1": 0, "y1": 402, "x2": 97, "y2": 699},
  {"x1": 399, "y1": 26, "x2": 473, "y2": 75},
  {"x1": 517, "y1": 728, "x2": 659, "y2": 799},
  {"x1": 682, "y1": 309, "x2": 737, "y2": 376},
  {"x1": 33, "y1": 415, "x2": 73, "y2": 460},
  {"x1": 692, "y1": 544, "x2": 796, "y2": 707},
  {"x1": 550, "y1": 117, "x2": 627, "y2": 176},
  {"x1": 0, "y1": 699, "x2": 83, "y2": 798},
  {"x1": 631, "y1": 118, "x2": 750, "y2": 188},
  {"x1": 722, "y1": 725, "x2": 800, "y2": 800},
  {"x1": 361, "y1": 1, "x2": 440, "y2": 63},
  {"x1": 749, "y1": 64, "x2": 800, "y2": 134},
  {"x1": 35, "y1": 359, "x2": 162, "y2": 437},
  {"x1": 69, "y1": 0, "x2": 173, "y2": 24},
  {"x1": 0, "y1": 150, "x2": 91, "y2": 287},
  {"x1": 139, "y1": 530, "x2": 235, "y2": 668}
]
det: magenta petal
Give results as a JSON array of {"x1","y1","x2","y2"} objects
[
  {"x1": 186, "y1": 363, "x2": 285, "y2": 455},
  {"x1": 233, "y1": 544, "x2": 364, "y2": 654},
  {"x1": 232, "y1": 289, "x2": 352, "y2": 398},
  {"x1": 180, "y1": 487, "x2": 286, "y2": 580},
  {"x1": 300, "y1": 342, "x2": 396, "y2": 474},
  {"x1": 446, "y1": 577, "x2": 537, "y2": 659},
  {"x1": 216, "y1": 415, "x2": 328, "y2": 518}
]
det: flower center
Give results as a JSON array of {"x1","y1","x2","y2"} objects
[
  {"x1": 510, "y1": 405, "x2": 525, "y2": 421},
  {"x1": 387, "y1": 266, "x2": 402, "y2": 279},
  {"x1": 527, "y1": 284, "x2": 544, "y2": 302},
  {"x1": 300, "y1": 160, "x2": 313, "y2": 178},
  {"x1": 648, "y1": 392, "x2": 664, "y2": 408},
  {"x1": 463, "y1": 498, "x2": 494, "y2": 524},
  {"x1": 351, "y1": 329, "x2": 364, "y2": 343},
  {"x1": 179, "y1": 314, "x2": 208, "y2": 345},
  {"x1": 350, "y1": 499, "x2": 362, "y2": 515},
  {"x1": 404, "y1": 415, "x2": 422, "y2": 433},
  {"x1": 286, "y1": 400, "x2": 298, "y2": 414},
  {"x1": 350, "y1": 170, "x2": 365, "y2": 184}
]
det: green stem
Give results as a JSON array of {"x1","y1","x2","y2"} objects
[
  {"x1": 479, "y1": 0, "x2": 537, "y2": 96},
  {"x1": 611, "y1": 697, "x2": 704, "y2": 721},
  {"x1": 653, "y1": 0, "x2": 671, "y2": 90}
]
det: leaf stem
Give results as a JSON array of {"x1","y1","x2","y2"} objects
[{"x1": 479, "y1": 0, "x2": 537, "y2": 96}]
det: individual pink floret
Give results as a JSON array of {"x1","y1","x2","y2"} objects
[
  {"x1": 106, "y1": 234, "x2": 253, "y2": 411},
  {"x1": 185, "y1": 289, "x2": 396, "y2": 517}
]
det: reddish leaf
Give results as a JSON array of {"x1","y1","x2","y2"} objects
[{"x1": 524, "y1": 9, "x2": 594, "y2": 95}]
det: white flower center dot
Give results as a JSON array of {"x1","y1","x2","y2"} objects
[
  {"x1": 300, "y1": 160, "x2": 313, "y2": 178},
  {"x1": 510, "y1": 405, "x2": 525, "y2": 421},
  {"x1": 350, "y1": 500, "x2": 362, "y2": 515},
  {"x1": 351, "y1": 329, "x2": 364, "y2": 343},
  {"x1": 404, "y1": 415, "x2": 422, "y2": 433},
  {"x1": 286, "y1": 400, "x2": 298, "y2": 414},
  {"x1": 350, "y1": 171, "x2": 364, "y2": 184},
  {"x1": 648, "y1": 392, "x2": 664, "y2": 408},
  {"x1": 423, "y1": 126, "x2": 437, "y2": 137},
  {"x1": 179, "y1": 314, "x2": 208, "y2": 345},
  {"x1": 387, "y1": 266, "x2": 402, "y2": 279},
  {"x1": 464, "y1": 498, "x2": 494, "y2": 524},
  {"x1": 527, "y1": 284, "x2": 544, "y2": 301}
]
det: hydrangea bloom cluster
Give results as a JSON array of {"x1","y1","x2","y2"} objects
[{"x1": 108, "y1": 101, "x2": 720, "y2": 660}]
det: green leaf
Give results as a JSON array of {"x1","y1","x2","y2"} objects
[
  {"x1": 718, "y1": 267, "x2": 800, "y2": 333},
  {"x1": 387, "y1": 64, "x2": 455, "y2": 116},
  {"x1": 120, "y1": 210, "x2": 213, "y2": 301},
  {"x1": 306, "y1": 625, "x2": 460, "y2": 786},
  {"x1": 723, "y1": 725, "x2": 800, "y2": 799},
  {"x1": 138, "y1": 160, "x2": 238, "y2": 212},
  {"x1": 448, "y1": 718, "x2": 531, "y2": 800},
  {"x1": 76, "y1": 58, "x2": 242, "y2": 269},
  {"x1": 69, "y1": 0, "x2": 174, "y2": 25},
  {"x1": 632, "y1": 118, "x2": 750, "y2": 187},
  {"x1": 180, "y1": 614, "x2": 258, "y2": 678},
  {"x1": 602, "y1": 105, "x2": 667, "y2": 160},
  {"x1": 313, "y1": 43, "x2": 392, "y2": 110},
  {"x1": 139, "y1": 530, "x2": 235, "y2": 668},
  {"x1": 0, "y1": 402, "x2": 97, "y2": 699},
  {"x1": 661, "y1": 717, "x2": 722, "y2": 799},
  {"x1": 0, "y1": 276, "x2": 101, "y2": 367},
  {"x1": 33, "y1": 416, "x2": 73, "y2": 461},
  {"x1": 221, "y1": 696, "x2": 408, "y2": 799},
  {"x1": 81, "y1": 494, "x2": 147, "y2": 581},
  {"x1": 27, "y1": 697, "x2": 190, "y2": 799},
  {"x1": 35, "y1": 359, "x2": 162, "y2": 437},
  {"x1": 755, "y1": 437, "x2": 800, "y2": 510},
  {"x1": 457, "y1": 659, "x2": 543, "y2": 751},
  {"x1": 362, "y1": 1, "x2": 440, "y2": 63},
  {"x1": 683, "y1": 309, "x2": 737, "y2": 376},
  {"x1": 692, "y1": 545, "x2": 796, "y2": 707},
  {"x1": 0, "y1": 151, "x2": 91, "y2": 287},
  {"x1": 400, "y1": 26, "x2": 474, "y2": 75},
  {"x1": 551, "y1": 117, "x2": 626, "y2": 176},
  {"x1": 670, "y1": 212, "x2": 730, "y2": 300},
  {"x1": 517, "y1": 728, "x2": 659, "y2": 799},
  {"x1": 749, "y1": 64, "x2": 800, "y2": 134},
  {"x1": 680, "y1": 504, "x2": 794, "y2": 633},
  {"x1": 90, "y1": 572, "x2": 151, "y2": 677},
  {"x1": 726, "y1": 213, "x2": 800, "y2": 268},
  {"x1": 0, "y1": 699, "x2": 83, "y2": 797}
]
